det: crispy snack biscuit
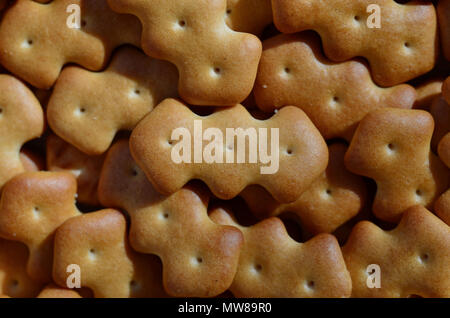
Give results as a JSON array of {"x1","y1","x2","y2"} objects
[
  {"x1": 343, "y1": 206, "x2": 450, "y2": 297},
  {"x1": 46, "y1": 134, "x2": 105, "y2": 206},
  {"x1": 98, "y1": 140, "x2": 243, "y2": 297},
  {"x1": 0, "y1": 74, "x2": 44, "y2": 189},
  {"x1": 0, "y1": 171, "x2": 116, "y2": 282},
  {"x1": 241, "y1": 143, "x2": 367, "y2": 235},
  {"x1": 107, "y1": 0, "x2": 262, "y2": 106},
  {"x1": 0, "y1": 238, "x2": 43, "y2": 298},
  {"x1": 210, "y1": 207, "x2": 352, "y2": 298},
  {"x1": 414, "y1": 78, "x2": 443, "y2": 110},
  {"x1": 345, "y1": 108, "x2": 449, "y2": 222},
  {"x1": 225, "y1": 0, "x2": 272, "y2": 35},
  {"x1": 0, "y1": 0, "x2": 141, "y2": 89},
  {"x1": 438, "y1": 0, "x2": 450, "y2": 61},
  {"x1": 271, "y1": 0, "x2": 437, "y2": 86},
  {"x1": 130, "y1": 98, "x2": 328, "y2": 203},
  {"x1": 435, "y1": 190, "x2": 450, "y2": 225},
  {"x1": 47, "y1": 46, "x2": 179, "y2": 155},
  {"x1": 53, "y1": 210, "x2": 167, "y2": 298},
  {"x1": 37, "y1": 284, "x2": 81, "y2": 298},
  {"x1": 20, "y1": 149, "x2": 45, "y2": 172},
  {"x1": 254, "y1": 32, "x2": 416, "y2": 140}
]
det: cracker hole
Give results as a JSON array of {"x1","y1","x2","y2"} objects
[
  {"x1": 404, "y1": 42, "x2": 410, "y2": 48},
  {"x1": 131, "y1": 168, "x2": 138, "y2": 177},
  {"x1": 168, "y1": 140, "x2": 173, "y2": 146},
  {"x1": 416, "y1": 189, "x2": 422, "y2": 197},
  {"x1": 286, "y1": 149, "x2": 293, "y2": 155},
  {"x1": 81, "y1": 20, "x2": 87, "y2": 27},
  {"x1": 79, "y1": 107, "x2": 86, "y2": 114},
  {"x1": 254, "y1": 264, "x2": 262, "y2": 272},
  {"x1": 387, "y1": 143, "x2": 395, "y2": 151},
  {"x1": 326, "y1": 189, "x2": 332, "y2": 195},
  {"x1": 214, "y1": 67, "x2": 221, "y2": 75},
  {"x1": 307, "y1": 280, "x2": 315, "y2": 289},
  {"x1": 226, "y1": 9, "x2": 232, "y2": 15},
  {"x1": 333, "y1": 96, "x2": 339, "y2": 103},
  {"x1": 354, "y1": 15, "x2": 360, "y2": 21},
  {"x1": 0, "y1": 108, "x2": 3, "y2": 114},
  {"x1": 419, "y1": 253, "x2": 429, "y2": 263},
  {"x1": 27, "y1": 39, "x2": 33, "y2": 45},
  {"x1": 89, "y1": 248, "x2": 96, "y2": 259},
  {"x1": 134, "y1": 89, "x2": 140, "y2": 95},
  {"x1": 162, "y1": 212, "x2": 169, "y2": 219},
  {"x1": 33, "y1": 206, "x2": 40, "y2": 217},
  {"x1": 178, "y1": 20, "x2": 186, "y2": 27},
  {"x1": 284, "y1": 67, "x2": 291, "y2": 74}
]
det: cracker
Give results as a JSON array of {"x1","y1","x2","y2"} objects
[
  {"x1": 0, "y1": 0, "x2": 141, "y2": 88},
  {"x1": 107, "y1": 0, "x2": 262, "y2": 106},
  {"x1": 0, "y1": 238, "x2": 43, "y2": 298},
  {"x1": 225, "y1": 0, "x2": 272, "y2": 35},
  {"x1": 130, "y1": 98, "x2": 328, "y2": 203},
  {"x1": 46, "y1": 134, "x2": 105, "y2": 206},
  {"x1": 345, "y1": 108, "x2": 449, "y2": 222},
  {"x1": 53, "y1": 209, "x2": 167, "y2": 298},
  {"x1": 98, "y1": 139, "x2": 243, "y2": 297},
  {"x1": 241, "y1": 143, "x2": 367, "y2": 235},
  {"x1": 271, "y1": 0, "x2": 437, "y2": 86},
  {"x1": 0, "y1": 74, "x2": 44, "y2": 189},
  {"x1": 47, "y1": 46, "x2": 179, "y2": 155},
  {"x1": 343, "y1": 206, "x2": 450, "y2": 297},
  {"x1": 210, "y1": 207, "x2": 352, "y2": 298},
  {"x1": 254, "y1": 32, "x2": 416, "y2": 140}
]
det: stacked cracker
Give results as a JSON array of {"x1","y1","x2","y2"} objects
[{"x1": 0, "y1": 0, "x2": 449, "y2": 299}]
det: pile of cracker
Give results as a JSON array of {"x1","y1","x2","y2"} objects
[{"x1": 0, "y1": 0, "x2": 449, "y2": 298}]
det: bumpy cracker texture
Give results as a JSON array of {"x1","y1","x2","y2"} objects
[
  {"x1": 0, "y1": 172, "x2": 81, "y2": 282},
  {"x1": 0, "y1": 239, "x2": 43, "y2": 298},
  {"x1": 241, "y1": 143, "x2": 367, "y2": 235},
  {"x1": 130, "y1": 98, "x2": 328, "y2": 203},
  {"x1": 254, "y1": 32, "x2": 416, "y2": 141},
  {"x1": 271, "y1": 0, "x2": 437, "y2": 86},
  {"x1": 20, "y1": 149, "x2": 44, "y2": 172},
  {"x1": 343, "y1": 206, "x2": 450, "y2": 297},
  {"x1": 210, "y1": 208, "x2": 352, "y2": 298},
  {"x1": 0, "y1": 0, "x2": 141, "y2": 89},
  {"x1": 345, "y1": 108, "x2": 449, "y2": 223},
  {"x1": 47, "y1": 46, "x2": 179, "y2": 155},
  {"x1": 414, "y1": 78, "x2": 443, "y2": 110},
  {"x1": 225, "y1": 0, "x2": 272, "y2": 35},
  {"x1": 435, "y1": 190, "x2": 450, "y2": 225},
  {"x1": 438, "y1": 0, "x2": 450, "y2": 61},
  {"x1": 98, "y1": 140, "x2": 243, "y2": 297},
  {"x1": 53, "y1": 210, "x2": 167, "y2": 298},
  {"x1": 46, "y1": 134, "x2": 105, "y2": 206},
  {"x1": 107, "y1": 0, "x2": 262, "y2": 106},
  {"x1": 430, "y1": 94, "x2": 450, "y2": 151},
  {"x1": 0, "y1": 74, "x2": 44, "y2": 189},
  {"x1": 37, "y1": 284, "x2": 81, "y2": 298}
]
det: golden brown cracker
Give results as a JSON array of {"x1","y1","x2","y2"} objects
[{"x1": 343, "y1": 206, "x2": 450, "y2": 297}]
